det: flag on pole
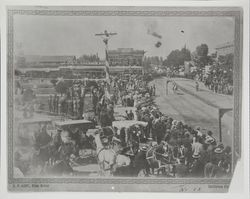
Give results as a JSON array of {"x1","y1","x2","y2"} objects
[{"x1": 105, "y1": 48, "x2": 110, "y2": 84}]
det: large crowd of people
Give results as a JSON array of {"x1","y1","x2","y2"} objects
[
  {"x1": 133, "y1": 105, "x2": 232, "y2": 178},
  {"x1": 48, "y1": 81, "x2": 86, "y2": 118},
  {"x1": 92, "y1": 74, "x2": 232, "y2": 178},
  {"x1": 15, "y1": 70, "x2": 232, "y2": 178},
  {"x1": 194, "y1": 64, "x2": 233, "y2": 95},
  {"x1": 92, "y1": 74, "x2": 155, "y2": 127}
]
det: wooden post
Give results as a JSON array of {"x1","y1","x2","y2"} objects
[
  {"x1": 166, "y1": 81, "x2": 168, "y2": 95},
  {"x1": 218, "y1": 108, "x2": 233, "y2": 143},
  {"x1": 166, "y1": 80, "x2": 170, "y2": 95},
  {"x1": 218, "y1": 110, "x2": 222, "y2": 142}
]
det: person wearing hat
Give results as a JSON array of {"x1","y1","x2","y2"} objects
[
  {"x1": 190, "y1": 152, "x2": 204, "y2": 177},
  {"x1": 128, "y1": 110, "x2": 134, "y2": 120},
  {"x1": 34, "y1": 124, "x2": 52, "y2": 163},
  {"x1": 217, "y1": 146, "x2": 232, "y2": 177},
  {"x1": 112, "y1": 136, "x2": 122, "y2": 153},
  {"x1": 213, "y1": 146, "x2": 224, "y2": 166},
  {"x1": 192, "y1": 152, "x2": 201, "y2": 159},
  {"x1": 204, "y1": 156, "x2": 218, "y2": 178},
  {"x1": 214, "y1": 147, "x2": 223, "y2": 154},
  {"x1": 205, "y1": 131, "x2": 216, "y2": 147},
  {"x1": 53, "y1": 127, "x2": 63, "y2": 150},
  {"x1": 140, "y1": 145, "x2": 148, "y2": 152},
  {"x1": 155, "y1": 141, "x2": 169, "y2": 169},
  {"x1": 175, "y1": 157, "x2": 188, "y2": 178},
  {"x1": 196, "y1": 127, "x2": 203, "y2": 137},
  {"x1": 133, "y1": 145, "x2": 150, "y2": 176},
  {"x1": 192, "y1": 137, "x2": 203, "y2": 157},
  {"x1": 100, "y1": 137, "x2": 110, "y2": 148}
]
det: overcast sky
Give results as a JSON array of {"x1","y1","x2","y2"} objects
[{"x1": 14, "y1": 15, "x2": 234, "y2": 59}]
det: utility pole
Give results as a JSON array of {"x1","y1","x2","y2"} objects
[
  {"x1": 95, "y1": 30, "x2": 117, "y2": 84},
  {"x1": 218, "y1": 108, "x2": 233, "y2": 142},
  {"x1": 166, "y1": 79, "x2": 171, "y2": 95}
]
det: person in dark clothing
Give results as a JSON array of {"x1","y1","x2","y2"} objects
[
  {"x1": 92, "y1": 90, "x2": 99, "y2": 115},
  {"x1": 56, "y1": 95, "x2": 59, "y2": 114},
  {"x1": 52, "y1": 94, "x2": 57, "y2": 113},
  {"x1": 190, "y1": 155, "x2": 204, "y2": 178},
  {"x1": 195, "y1": 81, "x2": 199, "y2": 92},
  {"x1": 119, "y1": 127, "x2": 127, "y2": 147},
  {"x1": 125, "y1": 110, "x2": 129, "y2": 120},
  {"x1": 133, "y1": 147, "x2": 150, "y2": 176},
  {"x1": 48, "y1": 95, "x2": 53, "y2": 113},
  {"x1": 100, "y1": 106, "x2": 112, "y2": 127},
  {"x1": 127, "y1": 97, "x2": 131, "y2": 107},
  {"x1": 34, "y1": 124, "x2": 52, "y2": 166},
  {"x1": 70, "y1": 128, "x2": 82, "y2": 157},
  {"x1": 153, "y1": 84, "x2": 156, "y2": 96},
  {"x1": 175, "y1": 157, "x2": 189, "y2": 178},
  {"x1": 35, "y1": 125, "x2": 51, "y2": 149},
  {"x1": 128, "y1": 110, "x2": 134, "y2": 120},
  {"x1": 204, "y1": 157, "x2": 218, "y2": 178},
  {"x1": 96, "y1": 102, "x2": 102, "y2": 123}
]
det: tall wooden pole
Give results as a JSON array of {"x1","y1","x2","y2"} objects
[
  {"x1": 95, "y1": 30, "x2": 117, "y2": 84},
  {"x1": 218, "y1": 110, "x2": 222, "y2": 142},
  {"x1": 218, "y1": 108, "x2": 233, "y2": 143}
]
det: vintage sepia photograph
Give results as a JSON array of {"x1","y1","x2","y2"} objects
[{"x1": 7, "y1": 6, "x2": 242, "y2": 192}]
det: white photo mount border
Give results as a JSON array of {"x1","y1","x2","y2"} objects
[{"x1": 7, "y1": 6, "x2": 243, "y2": 192}]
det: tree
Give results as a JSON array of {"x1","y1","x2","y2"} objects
[
  {"x1": 195, "y1": 44, "x2": 209, "y2": 67},
  {"x1": 165, "y1": 49, "x2": 182, "y2": 68},
  {"x1": 163, "y1": 47, "x2": 191, "y2": 69},
  {"x1": 77, "y1": 54, "x2": 100, "y2": 64},
  {"x1": 218, "y1": 53, "x2": 234, "y2": 84},
  {"x1": 196, "y1": 44, "x2": 208, "y2": 57},
  {"x1": 142, "y1": 56, "x2": 163, "y2": 72},
  {"x1": 180, "y1": 47, "x2": 191, "y2": 63}
]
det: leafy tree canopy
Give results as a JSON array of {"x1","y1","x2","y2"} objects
[{"x1": 163, "y1": 47, "x2": 191, "y2": 69}]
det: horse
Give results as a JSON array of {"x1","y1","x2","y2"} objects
[
  {"x1": 31, "y1": 129, "x2": 77, "y2": 176},
  {"x1": 93, "y1": 128, "x2": 131, "y2": 176},
  {"x1": 43, "y1": 158, "x2": 74, "y2": 176},
  {"x1": 93, "y1": 131, "x2": 117, "y2": 176},
  {"x1": 145, "y1": 142, "x2": 173, "y2": 176}
]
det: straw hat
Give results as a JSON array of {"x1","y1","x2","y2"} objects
[
  {"x1": 57, "y1": 127, "x2": 63, "y2": 132},
  {"x1": 192, "y1": 153, "x2": 201, "y2": 159},
  {"x1": 214, "y1": 147, "x2": 223, "y2": 154},
  {"x1": 140, "y1": 146, "x2": 148, "y2": 152},
  {"x1": 217, "y1": 142, "x2": 224, "y2": 150},
  {"x1": 102, "y1": 137, "x2": 109, "y2": 144}
]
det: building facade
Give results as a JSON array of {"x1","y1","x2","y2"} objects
[
  {"x1": 24, "y1": 55, "x2": 76, "y2": 68},
  {"x1": 215, "y1": 41, "x2": 234, "y2": 57},
  {"x1": 108, "y1": 48, "x2": 145, "y2": 66}
]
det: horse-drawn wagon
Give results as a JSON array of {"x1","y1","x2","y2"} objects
[
  {"x1": 16, "y1": 117, "x2": 53, "y2": 146},
  {"x1": 54, "y1": 120, "x2": 97, "y2": 160},
  {"x1": 112, "y1": 120, "x2": 177, "y2": 177},
  {"x1": 54, "y1": 119, "x2": 95, "y2": 132}
]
